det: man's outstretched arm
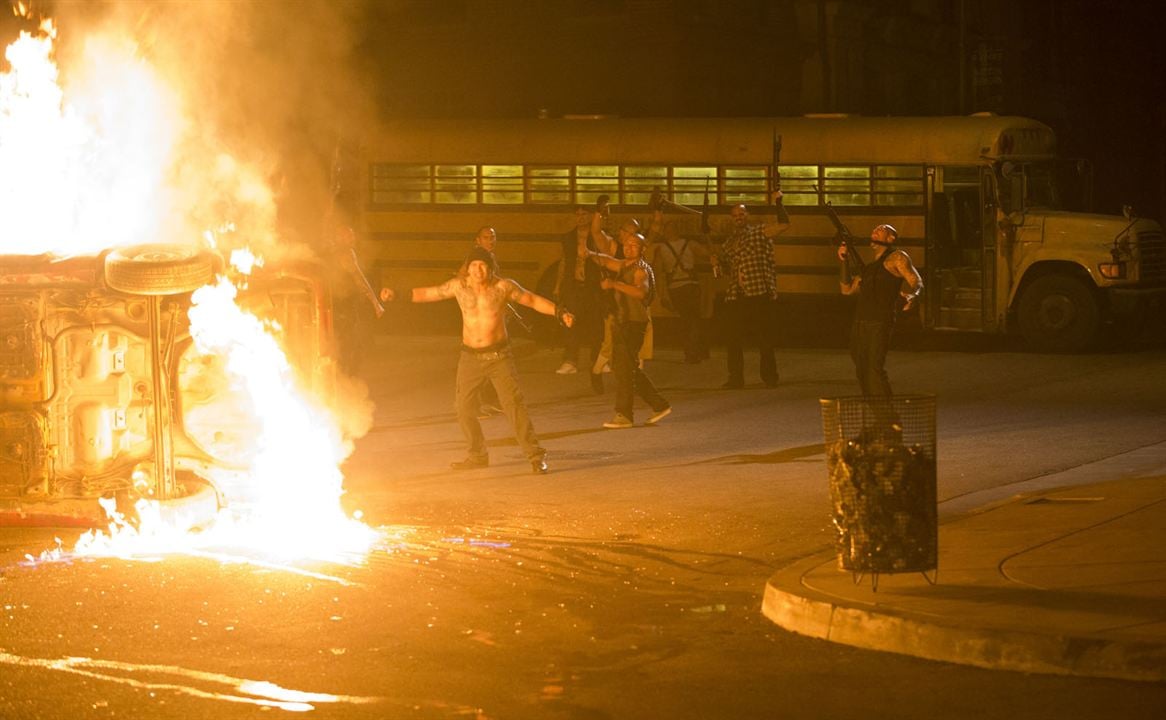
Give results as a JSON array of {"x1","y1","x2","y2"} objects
[{"x1": 508, "y1": 281, "x2": 574, "y2": 327}]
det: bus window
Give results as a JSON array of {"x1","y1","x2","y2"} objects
[
  {"x1": 1023, "y1": 163, "x2": 1062, "y2": 210},
  {"x1": 874, "y1": 166, "x2": 924, "y2": 206},
  {"x1": 724, "y1": 167, "x2": 767, "y2": 204},
  {"x1": 624, "y1": 166, "x2": 666, "y2": 205},
  {"x1": 371, "y1": 164, "x2": 431, "y2": 204},
  {"x1": 482, "y1": 165, "x2": 523, "y2": 204},
  {"x1": 529, "y1": 166, "x2": 571, "y2": 204},
  {"x1": 779, "y1": 165, "x2": 818, "y2": 206},
  {"x1": 435, "y1": 164, "x2": 476, "y2": 204},
  {"x1": 673, "y1": 166, "x2": 716, "y2": 206},
  {"x1": 577, "y1": 165, "x2": 619, "y2": 205},
  {"x1": 824, "y1": 166, "x2": 871, "y2": 206}
]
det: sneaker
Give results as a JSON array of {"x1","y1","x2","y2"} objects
[
  {"x1": 531, "y1": 456, "x2": 548, "y2": 474},
  {"x1": 555, "y1": 361, "x2": 578, "y2": 375},
  {"x1": 646, "y1": 406, "x2": 672, "y2": 425},
  {"x1": 602, "y1": 414, "x2": 633, "y2": 429},
  {"x1": 592, "y1": 356, "x2": 608, "y2": 374},
  {"x1": 476, "y1": 404, "x2": 503, "y2": 419},
  {"x1": 450, "y1": 456, "x2": 489, "y2": 470}
]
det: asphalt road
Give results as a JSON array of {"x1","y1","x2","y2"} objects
[{"x1": 3, "y1": 333, "x2": 1166, "y2": 719}]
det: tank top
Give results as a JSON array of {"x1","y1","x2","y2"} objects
[{"x1": 855, "y1": 250, "x2": 902, "y2": 322}]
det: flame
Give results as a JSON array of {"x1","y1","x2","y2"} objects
[{"x1": 3, "y1": 15, "x2": 376, "y2": 562}]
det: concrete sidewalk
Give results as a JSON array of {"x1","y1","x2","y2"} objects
[{"x1": 763, "y1": 444, "x2": 1166, "y2": 683}]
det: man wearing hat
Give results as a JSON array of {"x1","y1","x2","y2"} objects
[
  {"x1": 837, "y1": 223, "x2": 923, "y2": 396},
  {"x1": 382, "y1": 247, "x2": 573, "y2": 474}
]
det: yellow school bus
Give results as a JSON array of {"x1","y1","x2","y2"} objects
[{"x1": 359, "y1": 114, "x2": 1165, "y2": 351}]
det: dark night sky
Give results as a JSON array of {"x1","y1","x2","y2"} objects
[
  {"x1": 350, "y1": 0, "x2": 1166, "y2": 221},
  {"x1": 2, "y1": 1, "x2": 1162, "y2": 220}
]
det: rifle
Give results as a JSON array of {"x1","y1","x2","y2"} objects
[
  {"x1": 824, "y1": 200, "x2": 866, "y2": 281},
  {"x1": 772, "y1": 129, "x2": 790, "y2": 224}
]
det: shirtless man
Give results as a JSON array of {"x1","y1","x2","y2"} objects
[{"x1": 381, "y1": 246, "x2": 573, "y2": 474}]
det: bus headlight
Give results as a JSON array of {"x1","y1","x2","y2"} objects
[{"x1": 1098, "y1": 261, "x2": 1126, "y2": 279}]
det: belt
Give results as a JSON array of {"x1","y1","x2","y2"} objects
[{"x1": 462, "y1": 342, "x2": 511, "y2": 361}]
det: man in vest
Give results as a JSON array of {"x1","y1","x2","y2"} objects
[
  {"x1": 586, "y1": 232, "x2": 671, "y2": 429},
  {"x1": 837, "y1": 223, "x2": 923, "y2": 396}
]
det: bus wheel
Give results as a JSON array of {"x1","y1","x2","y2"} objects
[{"x1": 1017, "y1": 274, "x2": 1099, "y2": 352}]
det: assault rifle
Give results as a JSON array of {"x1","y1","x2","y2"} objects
[{"x1": 824, "y1": 200, "x2": 865, "y2": 281}]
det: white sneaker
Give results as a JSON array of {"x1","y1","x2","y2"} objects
[
  {"x1": 646, "y1": 406, "x2": 672, "y2": 425},
  {"x1": 555, "y1": 361, "x2": 578, "y2": 375},
  {"x1": 602, "y1": 414, "x2": 633, "y2": 429}
]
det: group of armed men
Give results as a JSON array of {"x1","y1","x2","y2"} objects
[{"x1": 364, "y1": 191, "x2": 922, "y2": 475}]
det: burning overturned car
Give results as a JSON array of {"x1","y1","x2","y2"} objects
[
  {"x1": 0, "y1": 243, "x2": 340, "y2": 525},
  {"x1": 0, "y1": 9, "x2": 376, "y2": 559}
]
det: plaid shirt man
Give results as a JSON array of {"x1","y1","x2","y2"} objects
[{"x1": 723, "y1": 223, "x2": 777, "y2": 301}]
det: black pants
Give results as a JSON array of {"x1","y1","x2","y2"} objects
[
  {"x1": 560, "y1": 280, "x2": 603, "y2": 369},
  {"x1": 612, "y1": 321, "x2": 669, "y2": 421},
  {"x1": 849, "y1": 319, "x2": 894, "y2": 396},
  {"x1": 724, "y1": 294, "x2": 778, "y2": 385}
]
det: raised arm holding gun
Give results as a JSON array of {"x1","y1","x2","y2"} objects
[{"x1": 836, "y1": 221, "x2": 923, "y2": 397}]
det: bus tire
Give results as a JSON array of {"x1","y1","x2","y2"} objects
[
  {"x1": 1017, "y1": 274, "x2": 1099, "y2": 352},
  {"x1": 105, "y1": 244, "x2": 215, "y2": 296}
]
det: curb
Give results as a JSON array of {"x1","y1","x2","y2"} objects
[{"x1": 762, "y1": 552, "x2": 1166, "y2": 683}]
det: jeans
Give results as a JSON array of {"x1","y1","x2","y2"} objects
[{"x1": 455, "y1": 346, "x2": 545, "y2": 461}]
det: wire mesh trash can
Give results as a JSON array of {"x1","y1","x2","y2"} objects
[{"x1": 820, "y1": 395, "x2": 937, "y2": 589}]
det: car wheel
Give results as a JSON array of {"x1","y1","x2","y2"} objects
[{"x1": 104, "y1": 243, "x2": 215, "y2": 296}]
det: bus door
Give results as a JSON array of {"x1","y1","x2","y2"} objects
[{"x1": 926, "y1": 166, "x2": 994, "y2": 331}]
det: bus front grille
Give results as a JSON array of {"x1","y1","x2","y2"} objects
[{"x1": 1139, "y1": 231, "x2": 1166, "y2": 283}]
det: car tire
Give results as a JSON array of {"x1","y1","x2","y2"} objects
[
  {"x1": 1017, "y1": 274, "x2": 1100, "y2": 352},
  {"x1": 104, "y1": 243, "x2": 215, "y2": 296}
]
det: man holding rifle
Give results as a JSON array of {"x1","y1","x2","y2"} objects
[{"x1": 837, "y1": 223, "x2": 923, "y2": 396}]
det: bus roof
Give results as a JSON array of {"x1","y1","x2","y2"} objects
[{"x1": 364, "y1": 115, "x2": 1056, "y2": 166}]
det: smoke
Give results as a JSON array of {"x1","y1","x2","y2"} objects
[{"x1": 49, "y1": 0, "x2": 379, "y2": 256}]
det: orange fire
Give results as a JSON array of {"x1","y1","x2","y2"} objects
[{"x1": 3, "y1": 12, "x2": 377, "y2": 562}]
